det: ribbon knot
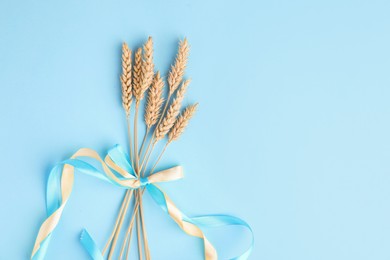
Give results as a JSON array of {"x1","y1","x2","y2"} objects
[{"x1": 139, "y1": 177, "x2": 150, "y2": 187}]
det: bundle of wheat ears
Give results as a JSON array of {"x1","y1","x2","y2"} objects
[{"x1": 102, "y1": 37, "x2": 197, "y2": 259}]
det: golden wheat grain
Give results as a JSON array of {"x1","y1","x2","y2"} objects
[
  {"x1": 168, "y1": 38, "x2": 189, "y2": 94},
  {"x1": 133, "y1": 47, "x2": 143, "y2": 102},
  {"x1": 121, "y1": 43, "x2": 132, "y2": 115},
  {"x1": 145, "y1": 71, "x2": 164, "y2": 128},
  {"x1": 155, "y1": 79, "x2": 191, "y2": 141},
  {"x1": 168, "y1": 103, "x2": 198, "y2": 142},
  {"x1": 141, "y1": 37, "x2": 154, "y2": 96}
]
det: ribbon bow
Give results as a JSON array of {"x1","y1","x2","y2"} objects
[{"x1": 31, "y1": 145, "x2": 253, "y2": 260}]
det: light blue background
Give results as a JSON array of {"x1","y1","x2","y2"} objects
[{"x1": 1, "y1": 0, "x2": 390, "y2": 259}]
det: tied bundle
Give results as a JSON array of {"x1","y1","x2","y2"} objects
[{"x1": 31, "y1": 37, "x2": 253, "y2": 260}]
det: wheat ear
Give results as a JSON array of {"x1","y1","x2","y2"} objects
[
  {"x1": 133, "y1": 47, "x2": 143, "y2": 102},
  {"x1": 168, "y1": 103, "x2": 198, "y2": 143},
  {"x1": 168, "y1": 38, "x2": 189, "y2": 94},
  {"x1": 133, "y1": 37, "x2": 154, "y2": 103},
  {"x1": 141, "y1": 37, "x2": 154, "y2": 96},
  {"x1": 155, "y1": 79, "x2": 190, "y2": 142},
  {"x1": 145, "y1": 71, "x2": 164, "y2": 128},
  {"x1": 121, "y1": 43, "x2": 132, "y2": 115}
]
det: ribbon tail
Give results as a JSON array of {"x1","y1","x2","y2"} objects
[
  {"x1": 190, "y1": 215, "x2": 254, "y2": 260},
  {"x1": 146, "y1": 184, "x2": 217, "y2": 260},
  {"x1": 146, "y1": 184, "x2": 254, "y2": 260},
  {"x1": 80, "y1": 229, "x2": 105, "y2": 260},
  {"x1": 31, "y1": 234, "x2": 52, "y2": 260}
]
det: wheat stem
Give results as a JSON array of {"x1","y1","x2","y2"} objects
[
  {"x1": 138, "y1": 126, "x2": 149, "y2": 160},
  {"x1": 135, "y1": 191, "x2": 143, "y2": 260},
  {"x1": 125, "y1": 221, "x2": 134, "y2": 259},
  {"x1": 134, "y1": 104, "x2": 146, "y2": 259},
  {"x1": 134, "y1": 103, "x2": 140, "y2": 173},
  {"x1": 102, "y1": 190, "x2": 130, "y2": 255},
  {"x1": 108, "y1": 190, "x2": 134, "y2": 259},
  {"x1": 140, "y1": 142, "x2": 155, "y2": 176},
  {"x1": 119, "y1": 196, "x2": 141, "y2": 259},
  {"x1": 139, "y1": 199, "x2": 150, "y2": 260},
  {"x1": 139, "y1": 133, "x2": 156, "y2": 172},
  {"x1": 149, "y1": 142, "x2": 170, "y2": 175},
  {"x1": 126, "y1": 117, "x2": 134, "y2": 167}
]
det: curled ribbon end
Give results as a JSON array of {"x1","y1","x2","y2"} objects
[{"x1": 79, "y1": 229, "x2": 105, "y2": 260}]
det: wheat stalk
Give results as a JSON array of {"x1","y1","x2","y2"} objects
[
  {"x1": 149, "y1": 102, "x2": 198, "y2": 175},
  {"x1": 154, "y1": 79, "x2": 190, "y2": 142},
  {"x1": 134, "y1": 37, "x2": 155, "y2": 260},
  {"x1": 143, "y1": 78, "x2": 190, "y2": 173},
  {"x1": 139, "y1": 39, "x2": 190, "y2": 167},
  {"x1": 145, "y1": 71, "x2": 164, "y2": 129},
  {"x1": 168, "y1": 38, "x2": 189, "y2": 94},
  {"x1": 121, "y1": 43, "x2": 133, "y2": 115},
  {"x1": 121, "y1": 43, "x2": 135, "y2": 168},
  {"x1": 168, "y1": 103, "x2": 198, "y2": 143},
  {"x1": 111, "y1": 38, "x2": 196, "y2": 260}
]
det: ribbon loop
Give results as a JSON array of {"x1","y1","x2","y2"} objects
[{"x1": 146, "y1": 165, "x2": 184, "y2": 184}]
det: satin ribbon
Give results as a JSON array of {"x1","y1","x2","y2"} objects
[{"x1": 31, "y1": 145, "x2": 253, "y2": 259}]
